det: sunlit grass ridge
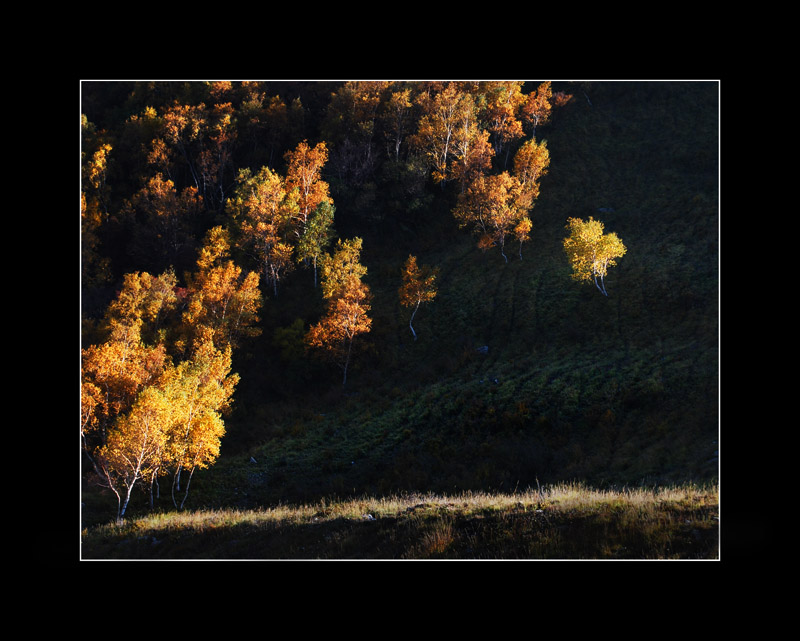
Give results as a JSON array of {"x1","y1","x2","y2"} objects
[{"x1": 82, "y1": 482, "x2": 718, "y2": 559}]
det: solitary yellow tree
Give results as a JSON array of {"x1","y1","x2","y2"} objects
[
  {"x1": 399, "y1": 255, "x2": 438, "y2": 340},
  {"x1": 563, "y1": 217, "x2": 627, "y2": 296}
]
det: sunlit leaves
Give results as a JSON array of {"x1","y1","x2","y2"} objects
[
  {"x1": 512, "y1": 138, "x2": 550, "y2": 205},
  {"x1": 411, "y1": 82, "x2": 477, "y2": 185},
  {"x1": 319, "y1": 237, "x2": 368, "y2": 300},
  {"x1": 284, "y1": 140, "x2": 332, "y2": 236},
  {"x1": 399, "y1": 255, "x2": 439, "y2": 340},
  {"x1": 454, "y1": 172, "x2": 531, "y2": 262},
  {"x1": 481, "y1": 81, "x2": 526, "y2": 155},
  {"x1": 228, "y1": 166, "x2": 297, "y2": 297},
  {"x1": 297, "y1": 201, "x2": 336, "y2": 288},
  {"x1": 306, "y1": 237, "x2": 372, "y2": 384},
  {"x1": 162, "y1": 331, "x2": 238, "y2": 507},
  {"x1": 181, "y1": 226, "x2": 262, "y2": 354},
  {"x1": 563, "y1": 217, "x2": 627, "y2": 296},
  {"x1": 520, "y1": 81, "x2": 553, "y2": 138}
]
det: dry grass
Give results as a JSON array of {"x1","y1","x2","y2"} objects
[{"x1": 81, "y1": 482, "x2": 719, "y2": 560}]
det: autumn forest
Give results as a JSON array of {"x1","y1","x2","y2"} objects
[{"x1": 80, "y1": 80, "x2": 719, "y2": 559}]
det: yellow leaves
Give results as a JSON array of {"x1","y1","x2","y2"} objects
[
  {"x1": 514, "y1": 216, "x2": 533, "y2": 243},
  {"x1": 180, "y1": 225, "x2": 262, "y2": 353},
  {"x1": 284, "y1": 140, "x2": 331, "y2": 226},
  {"x1": 195, "y1": 225, "x2": 231, "y2": 273},
  {"x1": 399, "y1": 255, "x2": 438, "y2": 308},
  {"x1": 228, "y1": 166, "x2": 299, "y2": 296},
  {"x1": 513, "y1": 139, "x2": 550, "y2": 198},
  {"x1": 563, "y1": 217, "x2": 627, "y2": 293},
  {"x1": 85, "y1": 143, "x2": 113, "y2": 191},
  {"x1": 520, "y1": 81, "x2": 553, "y2": 134},
  {"x1": 103, "y1": 270, "x2": 178, "y2": 337},
  {"x1": 319, "y1": 237, "x2": 368, "y2": 300},
  {"x1": 306, "y1": 237, "x2": 372, "y2": 383},
  {"x1": 455, "y1": 171, "x2": 531, "y2": 260},
  {"x1": 482, "y1": 81, "x2": 526, "y2": 147},
  {"x1": 162, "y1": 332, "x2": 237, "y2": 471}
]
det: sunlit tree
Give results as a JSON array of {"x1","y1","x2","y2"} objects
[
  {"x1": 162, "y1": 329, "x2": 238, "y2": 510},
  {"x1": 411, "y1": 82, "x2": 473, "y2": 186},
  {"x1": 520, "y1": 81, "x2": 552, "y2": 139},
  {"x1": 512, "y1": 138, "x2": 550, "y2": 205},
  {"x1": 482, "y1": 81, "x2": 526, "y2": 160},
  {"x1": 297, "y1": 201, "x2": 336, "y2": 288},
  {"x1": 306, "y1": 238, "x2": 372, "y2": 385},
  {"x1": 94, "y1": 385, "x2": 172, "y2": 522},
  {"x1": 180, "y1": 226, "x2": 262, "y2": 354},
  {"x1": 228, "y1": 166, "x2": 297, "y2": 298},
  {"x1": 399, "y1": 255, "x2": 438, "y2": 340},
  {"x1": 450, "y1": 91, "x2": 494, "y2": 192},
  {"x1": 381, "y1": 86, "x2": 414, "y2": 159},
  {"x1": 454, "y1": 172, "x2": 530, "y2": 262},
  {"x1": 563, "y1": 217, "x2": 627, "y2": 296},
  {"x1": 284, "y1": 140, "x2": 332, "y2": 239}
]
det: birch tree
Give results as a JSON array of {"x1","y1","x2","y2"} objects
[
  {"x1": 563, "y1": 217, "x2": 627, "y2": 296},
  {"x1": 399, "y1": 255, "x2": 438, "y2": 340},
  {"x1": 306, "y1": 238, "x2": 372, "y2": 385}
]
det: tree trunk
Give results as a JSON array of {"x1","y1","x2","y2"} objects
[
  {"x1": 594, "y1": 272, "x2": 608, "y2": 296},
  {"x1": 179, "y1": 466, "x2": 196, "y2": 510},
  {"x1": 409, "y1": 300, "x2": 420, "y2": 340},
  {"x1": 120, "y1": 481, "x2": 136, "y2": 521},
  {"x1": 342, "y1": 336, "x2": 353, "y2": 386},
  {"x1": 172, "y1": 467, "x2": 183, "y2": 508}
]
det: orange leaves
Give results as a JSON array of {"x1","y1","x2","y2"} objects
[
  {"x1": 513, "y1": 138, "x2": 550, "y2": 203},
  {"x1": 178, "y1": 225, "x2": 262, "y2": 355},
  {"x1": 455, "y1": 171, "x2": 530, "y2": 261},
  {"x1": 284, "y1": 140, "x2": 332, "y2": 231},
  {"x1": 399, "y1": 255, "x2": 439, "y2": 309},
  {"x1": 520, "y1": 81, "x2": 553, "y2": 137},
  {"x1": 482, "y1": 81, "x2": 526, "y2": 153},
  {"x1": 82, "y1": 267, "x2": 242, "y2": 517},
  {"x1": 228, "y1": 166, "x2": 297, "y2": 296},
  {"x1": 306, "y1": 237, "x2": 372, "y2": 384},
  {"x1": 399, "y1": 255, "x2": 438, "y2": 340},
  {"x1": 306, "y1": 280, "x2": 372, "y2": 348}
]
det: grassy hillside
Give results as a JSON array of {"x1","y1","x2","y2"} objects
[
  {"x1": 81, "y1": 81, "x2": 719, "y2": 558},
  {"x1": 82, "y1": 482, "x2": 718, "y2": 559}
]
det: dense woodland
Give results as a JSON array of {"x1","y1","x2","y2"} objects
[{"x1": 80, "y1": 80, "x2": 719, "y2": 532}]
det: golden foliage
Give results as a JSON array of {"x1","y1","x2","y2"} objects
[
  {"x1": 181, "y1": 226, "x2": 262, "y2": 353},
  {"x1": 319, "y1": 237, "x2": 368, "y2": 300},
  {"x1": 563, "y1": 217, "x2": 627, "y2": 295},
  {"x1": 399, "y1": 255, "x2": 438, "y2": 308},
  {"x1": 284, "y1": 140, "x2": 332, "y2": 231},
  {"x1": 306, "y1": 237, "x2": 372, "y2": 384},
  {"x1": 520, "y1": 81, "x2": 553, "y2": 136},
  {"x1": 454, "y1": 172, "x2": 531, "y2": 260},
  {"x1": 228, "y1": 166, "x2": 298, "y2": 296}
]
